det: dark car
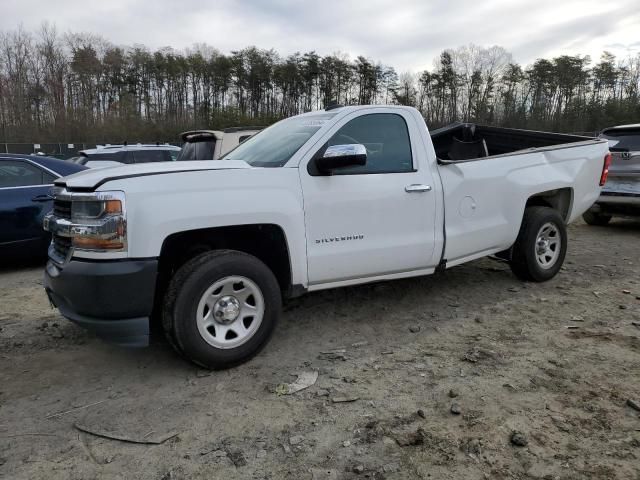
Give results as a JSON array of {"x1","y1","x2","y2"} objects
[{"x1": 0, "y1": 154, "x2": 86, "y2": 261}]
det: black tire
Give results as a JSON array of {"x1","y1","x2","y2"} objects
[
  {"x1": 510, "y1": 206, "x2": 567, "y2": 282},
  {"x1": 582, "y1": 210, "x2": 611, "y2": 226},
  {"x1": 162, "y1": 250, "x2": 281, "y2": 369}
]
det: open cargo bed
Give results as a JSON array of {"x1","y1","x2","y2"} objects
[{"x1": 431, "y1": 123, "x2": 596, "y2": 162}]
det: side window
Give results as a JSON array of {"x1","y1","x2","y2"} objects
[
  {"x1": 168, "y1": 150, "x2": 179, "y2": 161},
  {"x1": 133, "y1": 150, "x2": 168, "y2": 163},
  {"x1": 122, "y1": 151, "x2": 135, "y2": 164},
  {"x1": 86, "y1": 152, "x2": 128, "y2": 163},
  {"x1": 323, "y1": 113, "x2": 413, "y2": 174},
  {"x1": 43, "y1": 171, "x2": 56, "y2": 184},
  {"x1": 0, "y1": 161, "x2": 48, "y2": 188}
]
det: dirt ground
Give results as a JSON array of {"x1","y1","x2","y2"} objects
[{"x1": 1, "y1": 219, "x2": 639, "y2": 480}]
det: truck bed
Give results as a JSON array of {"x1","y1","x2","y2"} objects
[{"x1": 431, "y1": 123, "x2": 596, "y2": 162}]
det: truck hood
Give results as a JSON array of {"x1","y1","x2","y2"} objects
[{"x1": 56, "y1": 160, "x2": 252, "y2": 190}]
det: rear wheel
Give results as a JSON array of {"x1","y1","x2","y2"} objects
[
  {"x1": 510, "y1": 206, "x2": 567, "y2": 282},
  {"x1": 163, "y1": 250, "x2": 281, "y2": 369},
  {"x1": 582, "y1": 210, "x2": 611, "y2": 226}
]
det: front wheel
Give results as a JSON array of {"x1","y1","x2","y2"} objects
[
  {"x1": 162, "y1": 250, "x2": 281, "y2": 369},
  {"x1": 510, "y1": 206, "x2": 567, "y2": 282}
]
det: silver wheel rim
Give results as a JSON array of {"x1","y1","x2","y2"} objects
[
  {"x1": 535, "y1": 222, "x2": 561, "y2": 269},
  {"x1": 196, "y1": 276, "x2": 265, "y2": 350}
]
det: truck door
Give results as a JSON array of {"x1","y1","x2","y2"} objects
[{"x1": 299, "y1": 109, "x2": 439, "y2": 286}]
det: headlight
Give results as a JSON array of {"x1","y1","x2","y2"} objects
[
  {"x1": 45, "y1": 190, "x2": 127, "y2": 254},
  {"x1": 42, "y1": 188, "x2": 127, "y2": 264},
  {"x1": 71, "y1": 200, "x2": 121, "y2": 220},
  {"x1": 69, "y1": 193, "x2": 126, "y2": 251}
]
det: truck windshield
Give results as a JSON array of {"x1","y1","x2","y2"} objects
[{"x1": 222, "y1": 114, "x2": 336, "y2": 167}]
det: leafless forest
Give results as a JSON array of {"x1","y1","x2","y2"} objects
[{"x1": 1, "y1": 24, "x2": 639, "y2": 143}]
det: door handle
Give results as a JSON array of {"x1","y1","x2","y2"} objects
[
  {"x1": 31, "y1": 194, "x2": 53, "y2": 202},
  {"x1": 405, "y1": 184, "x2": 432, "y2": 193}
]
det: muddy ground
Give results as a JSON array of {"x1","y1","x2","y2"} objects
[{"x1": 1, "y1": 220, "x2": 639, "y2": 480}]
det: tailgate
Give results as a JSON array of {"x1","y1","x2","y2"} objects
[
  {"x1": 602, "y1": 127, "x2": 640, "y2": 194},
  {"x1": 604, "y1": 148, "x2": 640, "y2": 196},
  {"x1": 609, "y1": 150, "x2": 640, "y2": 176}
]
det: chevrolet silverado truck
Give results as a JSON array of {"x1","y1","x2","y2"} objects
[
  {"x1": 43, "y1": 105, "x2": 610, "y2": 368},
  {"x1": 583, "y1": 124, "x2": 640, "y2": 225}
]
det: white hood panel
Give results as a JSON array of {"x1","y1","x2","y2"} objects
[{"x1": 58, "y1": 160, "x2": 252, "y2": 189}]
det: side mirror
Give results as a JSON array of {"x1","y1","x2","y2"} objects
[{"x1": 314, "y1": 144, "x2": 367, "y2": 174}]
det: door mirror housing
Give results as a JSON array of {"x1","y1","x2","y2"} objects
[{"x1": 314, "y1": 144, "x2": 367, "y2": 174}]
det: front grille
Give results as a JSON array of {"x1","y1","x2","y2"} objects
[
  {"x1": 53, "y1": 199, "x2": 71, "y2": 220},
  {"x1": 51, "y1": 235, "x2": 71, "y2": 261}
]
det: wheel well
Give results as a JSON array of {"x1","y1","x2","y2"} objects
[
  {"x1": 525, "y1": 188, "x2": 572, "y2": 222},
  {"x1": 157, "y1": 224, "x2": 292, "y2": 295}
]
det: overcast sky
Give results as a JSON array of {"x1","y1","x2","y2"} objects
[{"x1": 2, "y1": 0, "x2": 639, "y2": 71}]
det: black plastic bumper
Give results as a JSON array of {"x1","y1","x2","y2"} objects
[{"x1": 44, "y1": 258, "x2": 158, "y2": 347}]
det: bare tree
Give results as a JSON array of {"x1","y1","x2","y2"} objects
[{"x1": 0, "y1": 24, "x2": 638, "y2": 143}]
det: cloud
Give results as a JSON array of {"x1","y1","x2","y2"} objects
[{"x1": 1, "y1": 0, "x2": 638, "y2": 71}]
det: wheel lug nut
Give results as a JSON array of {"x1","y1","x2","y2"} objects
[{"x1": 219, "y1": 301, "x2": 226, "y2": 307}]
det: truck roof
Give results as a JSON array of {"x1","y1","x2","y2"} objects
[{"x1": 294, "y1": 105, "x2": 420, "y2": 118}]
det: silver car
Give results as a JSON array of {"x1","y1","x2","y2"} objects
[
  {"x1": 583, "y1": 124, "x2": 640, "y2": 225},
  {"x1": 75, "y1": 144, "x2": 181, "y2": 169}
]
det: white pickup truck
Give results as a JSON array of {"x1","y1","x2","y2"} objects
[{"x1": 43, "y1": 105, "x2": 610, "y2": 368}]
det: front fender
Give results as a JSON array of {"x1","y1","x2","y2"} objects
[{"x1": 102, "y1": 168, "x2": 308, "y2": 286}]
